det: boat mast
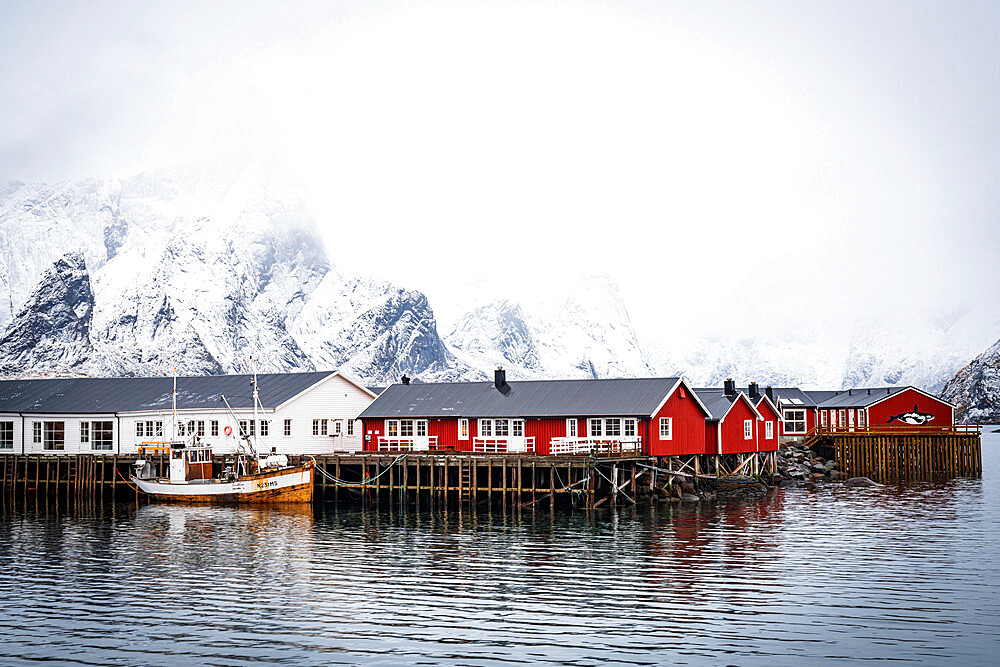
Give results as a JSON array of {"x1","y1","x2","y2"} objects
[
  {"x1": 251, "y1": 356, "x2": 259, "y2": 454},
  {"x1": 172, "y1": 365, "x2": 177, "y2": 441}
]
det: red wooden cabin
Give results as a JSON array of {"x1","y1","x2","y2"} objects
[
  {"x1": 812, "y1": 386, "x2": 954, "y2": 430},
  {"x1": 357, "y1": 370, "x2": 711, "y2": 456},
  {"x1": 695, "y1": 381, "x2": 765, "y2": 455}
]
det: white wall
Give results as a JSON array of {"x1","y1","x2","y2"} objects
[{"x1": 21, "y1": 414, "x2": 119, "y2": 455}]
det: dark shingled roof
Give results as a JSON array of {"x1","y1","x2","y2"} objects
[
  {"x1": 803, "y1": 390, "x2": 841, "y2": 406},
  {"x1": 815, "y1": 387, "x2": 908, "y2": 408},
  {"x1": 0, "y1": 372, "x2": 336, "y2": 414},
  {"x1": 358, "y1": 377, "x2": 685, "y2": 419}
]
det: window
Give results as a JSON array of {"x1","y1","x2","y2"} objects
[
  {"x1": 187, "y1": 420, "x2": 195, "y2": 436},
  {"x1": 858, "y1": 410, "x2": 866, "y2": 429},
  {"x1": 0, "y1": 422, "x2": 13, "y2": 449},
  {"x1": 512, "y1": 420, "x2": 523, "y2": 437},
  {"x1": 321, "y1": 419, "x2": 328, "y2": 436},
  {"x1": 848, "y1": 410, "x2": 855, "y2": 427},
  {"x1": 830, "y1": 410, "x2": 837, "y2": 427},
  {"x1": 146, "y1": 421, "x2": 154, "y2": 437},
  {"x1": 838, "y1": 410, "x2": 846, "y2": 426},
  {"x1": 478, "y1": 419, "x2": 492, "y2": 437},
  {"x1": 248, "y1": 420, "x2": 256, "y2": 436},
  {"x1": 284, "y1": 419, "x2": 292, "y2": 436},
  {"x1": 197, "y1": 420, "x2": 205, "y2": 437},
  {"x1": 80, "y1": 421, "x2": 90, "y2": 443},
  {"x1": 566, "y1": 419, "x2": 577, "y2": 437},
  {"x1": 313, "y1": 419, "x2": 320, "y2": 436},
  {"x1": 744, "y1": 419, "x2": 753, "y2": 440},
  {"x1": 135, "y1": 422, "x2": 143, "y2": 438},
  {"x1": 416, "y1": 420, "x2": 427, "y2": 437},
  {"x1": 239, "y1": 420, "x2": 248, "y2": 437},
  {"x1": 347, "y1": 420, "x2": 354, "y2": 436},
  {"x1": 177, "y1": 421, "x2": 186, "y2": 437},
  {"x1": 766, "y1": 421, "x2": 774, "y2": 439},
  {"x1": 333, "y1": 420, "x2": 340, "y2": 435},
  {"x1": 783, "y1": 409, "x2": 807, "y2": 435},
  {"x1": 211, "y1": 420, "x2": 219, "y2": 436},
  {"x1": 155, "y1": 421, "x2": 163, "y2": 437},
  {"x1": 605, "y1": 418, "x2": 621, "y2": 437},
  {"x1": 400, "y1": 420, "x2": 413, "y2": 436},
  {"x1": 43, "y1": 422, "x2": 64, "y2": 451},
  {"x1": 32, "y1": 422, "x2": 41, "y2": 444},
  {"x1": 91, "y1": 421, "x2": 113, "y2": 451},
  {"x1": 589, "y1": 418, "x2": 602, "y2": 437},
  {"x1": 820, "y1": 410, "x2": 828, "y2": 427},
  {"x1": 459, "y1": 418, "x2": 469, "y2": 440},
  {"x1": 388, "y1": 419, "x2": 426, "y2": 438},
  {"x1": 495, "y1": 419, "x2": 509, "y2": 437},
  {"x1": 659, "y1": 417, "x2": 672, "y2": 440},
  {"x1": 624, "y1": 419, "x2": 637, "y2": 437},
  {"x1": 261, "y1": 420, "x2": 270, "y2": 437}
]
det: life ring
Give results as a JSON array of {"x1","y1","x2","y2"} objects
[{"x1": 224, "y1": 425, "x2": 233, "y2": 436}]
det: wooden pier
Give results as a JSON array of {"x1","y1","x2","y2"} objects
[
  {"x1": 0, "y1": 451, "x2": 779, "y2": 509},
  {"x1": 806, "y1": 425, "x2": 982, "y2": 482}
]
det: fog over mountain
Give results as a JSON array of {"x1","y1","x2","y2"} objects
[{"x1": 1, "y1": 161, "x2": 997, "y2": 402}]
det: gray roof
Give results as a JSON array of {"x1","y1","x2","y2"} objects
[
  {"x1": 693, "y1": 389, "x2": 739, "y2": 421},
  {"x1": 767, "y1": 387, "x2": 817, "y2": 408},
  {"x1": 803, "y1": 390, "x2": 841, "y2": 405},
  {"x1": 0, "y1": 372, "x2": 336, "y2": 414},
  {"x1": 815, "y1": 387, "x2": 907, "y2": 409},
  {"x1": 358, "y1": 377, "x2": 685, "y2": 419}
]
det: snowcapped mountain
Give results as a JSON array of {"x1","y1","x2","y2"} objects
[
  {"x1": 941, "y1": 337, "x2": 1000, "y2": 423},
  {"x1": 0, "y1": 161, "x2": 472, "y2": 384},
  {"x1": 444, "y1": 277, "x2": 653, "y2": 380}
]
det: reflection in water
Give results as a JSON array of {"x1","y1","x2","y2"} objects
[{"x1": 1, "y1": 436, "x2": 999, "y2": 665}]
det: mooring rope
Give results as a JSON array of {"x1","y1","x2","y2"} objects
[{"x1": 311, "y1": 453, "x2": 408, "y2": 487}]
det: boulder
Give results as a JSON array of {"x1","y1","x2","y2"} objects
[
  {"x1": 845, "y1": 476, "x2": 880, "y2": 487},
  {"x1": 681, "y1": 493, "x2": 701, "y2": 502}
]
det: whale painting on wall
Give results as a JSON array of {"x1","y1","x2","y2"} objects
[{"x1": 887, "y1": 404, "x2": 936, "y2": 426}]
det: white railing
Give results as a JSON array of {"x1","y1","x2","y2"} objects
[
  {"x1": 548, "y1": 436, "x2": 641, "y2": 455},
  {"x1": 378, "y1": 436, "x2": 437, "y2": 452},
  {"x1": 473, "y1": 437, "x2": 535, "y2": 454}
]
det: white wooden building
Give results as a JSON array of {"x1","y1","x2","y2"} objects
[{"x1": 0, "y1": 371, "x2": 377, "y2": 456}]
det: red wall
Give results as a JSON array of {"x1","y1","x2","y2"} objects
[
  {"x1": 648, "y1": 384, "x2": 708, "y2": 456},
  {"x1": 866, "y1": 389, "x2": 954, "y2": 428},
  {"x1": 756, "y1": 399, "x2": 781, "y2": 451},
  {"x1": 719, "y1": 398, "x2": 759, "y2": 454}
]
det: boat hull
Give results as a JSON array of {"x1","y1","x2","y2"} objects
[{"x1": 132, "y1": 462, "x2": 314, "y2": 504}]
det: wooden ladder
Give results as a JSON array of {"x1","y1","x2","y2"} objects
[{"x1": 460, "y1": 460, "x2": 472, "y2": 504}]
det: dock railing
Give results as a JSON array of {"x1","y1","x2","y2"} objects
[
  {"x1": 549, "y1": 436, "x2": 641, "y2": 456},
  {"x1": 472, "y1": 437, "x2": 535, "y2": 454},
  {"x1": 378, "y1": 436, "x2": 438, "y2": 452}
]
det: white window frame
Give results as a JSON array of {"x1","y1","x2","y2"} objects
[
  {"x1": 347, "y1": 420, "x2": 355, "y2": 436},
  {"x1": 624, "y1": 419, "x2": 637, "y2": 437},
  {"x1": 312, "y1": 419, "x2": 320, "y2": 436},
  {"x1": 783, "y1": 409, "x2": 807, "y2": 435},
  {"x1": 604, "y1": 418, "x2": 622, "y2": 437},
  {"x1": 211, "y1": 420, "x2": 219, "y2": 436},
  {"x1": 659, "y1": 417, "x2": 672, "y2": 440},
  {"x1": 820, "y1": 410, "x2": 828, "y2": 427},
  {"x1": 80, "y1": 421, "x2": 90, "y2": 443},
  {"x1": 766, "y1": 421, "x2": 774, "y2": 439},
  {"x1": 0, "y1": 421, "x2": 13, "y2": 449},
  {"x1": 42, "y1": 421, "x2": 65, "y2": 451},
  {"x1": 848, "y1": 410, "x2": 855, "y2": 427},
  {"x1": 857, "y1": 410, "x2": 866, "y2": 429},
  {"x1": 90, "y1": 421, "x2": 113, "y2": 451},
  {"x1": 284, "y1": 419, "x2": 292, "y2": 437},
  {"x1": 135, "y1": 421, "x2": 143, "y2": 438},
  {"x1": 458, "y1": 418, "x2": 469, "y2": 440},
  {"x1": 566, "y1": 418, "x2": 577, "y2": 437},
  {"x1": 478, "y1": 418, "x2": 492, "y2": 437},
  {"x1": 838, "y1": 410, "x2": 846, "y2": 426},
  {"x1": 744, "y1": 419, "x2": 753, "y2": 440},
  {"x1": 589, "y1": 418, "x2": 603, "y2": 437},
  {"x1": 32, "y1": 422, "x2": 41, "y2": 444},
  {"x1": 261, "y1": 420, "x2": 270, "y2": 437}
]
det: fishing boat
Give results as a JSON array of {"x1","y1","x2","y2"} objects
[{"x1": 131, "y1": 364, "x2": 314, "y2": 504}]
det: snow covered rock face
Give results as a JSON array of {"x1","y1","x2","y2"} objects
[
  {"x1": 0, "y1": 252, "x2": 96, "y2": 375},
  {"x1": 0, "y1": 164, "x2": 465, "y2": 383},
  {"x1": 941, "y1": 338, "x2": 1000, "y2": 423}
]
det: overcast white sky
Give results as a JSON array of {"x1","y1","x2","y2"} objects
[{"x1": 1, "y1": 0, "x2": 998, "y2": 339}]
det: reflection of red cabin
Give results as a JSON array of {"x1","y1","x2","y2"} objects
[
  {"x1": 812, "y1": 387, "x2": 954, "y2": 430},
  {"x1": 357, "y1": 371, "x2": 711, "y2": 456},
  {"x1": 694, "y1": 381, "x2": 764, "y2": 455}
]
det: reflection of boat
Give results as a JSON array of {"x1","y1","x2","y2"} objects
[{"x1": 131, "y1": 363, "x2": 314, "y2": 504}]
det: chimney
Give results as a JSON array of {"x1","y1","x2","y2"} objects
[
  {"x1": 401, "y1": 375, "x2": 410, "y2": 385},
  {"x1": 765, "y1": 386, "x2": 774, "y2": 402},
  {"x1": 848, "y1": 388, "x2": 852, "y2": 395},
  {"x1": 748, "y1": 382, "x2": 760, "y2": 399},
  {"x1": 494, "y1": 367, "x2": 511, "y2": 396},
  {"x1": 724, "y1": 378, "x2": 736, "y2": 398},
  {"x1": 867, "y1": 388, "x2": 871, "y2": 395}
]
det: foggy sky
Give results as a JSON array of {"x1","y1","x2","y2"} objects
[{"x1": 1, "y1": 0, "x2": 997, "y2": 340}]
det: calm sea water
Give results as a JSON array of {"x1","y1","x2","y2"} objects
[{"x1": 1, "y1": 434, "x2": 999, "y2": 666}]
